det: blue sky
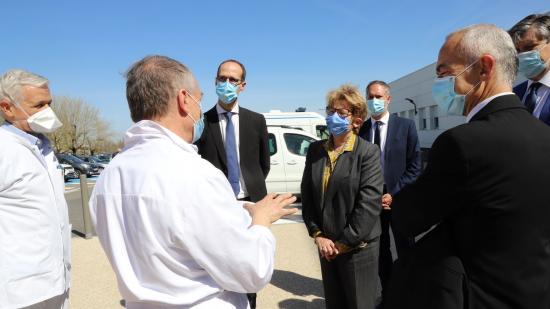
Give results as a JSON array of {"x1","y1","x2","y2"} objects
[{"x1": 1, "y1": 0, "x2": 547, "y2": 135}]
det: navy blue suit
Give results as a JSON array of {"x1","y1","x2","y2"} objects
[
  {"x1": 513, "y1": 80, "x2": 550, "y2": 126},
  {"x1": 358, "y1": 114, "x2": 421, "y2": 302}
]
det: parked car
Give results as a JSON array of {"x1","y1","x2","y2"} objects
[
  {"x1": 75, "y1": 155, "x2": 108, "y2": 170},
  {"x1": 265, "y1": 125, "x2": 319, "y2": 195},
  {"x1": 60, "y1": 163, "x2": 77, "y2": 182},
  {"x1": 56, "y1": 153, "x2": 100, "y2": 177}
]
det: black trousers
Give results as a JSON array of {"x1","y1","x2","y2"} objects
[
  {"x1": 320, "y1": 239, "x2": 380, "y2": 309},
  {"x1": 378, "y1": 210, "x2": 415, "y2": 303}
]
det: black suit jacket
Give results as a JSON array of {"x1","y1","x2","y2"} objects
[
  {"x1": 358, "y1": 114, "x2": 421, "y2": 195},
  {"x1": 513, "y1": 80, "x2": 550, "y2": 126},
  {"x1": 196, "y1": 105, "x2": 270, "y2": 202},
  {"x1": 301, "y1": 136, "x2": 384, "y2": 247},
  {"x1": 391, "y1": 94, "x2": 550, "y2": 309}
]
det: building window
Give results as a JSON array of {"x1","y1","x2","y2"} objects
[
  {"x1": 421, "y1": 118, "x2": 427, "y2": 130},
  {"x1": 434, "y1": 117, "x2": 439, "y2": 129}
]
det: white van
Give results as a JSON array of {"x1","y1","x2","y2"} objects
[
  {"x1": 266, "y1": 125, "x2": 319, "y2": 195},
  {"x1": 262, "y1": 110, "x2": 329, "y2": 140}
]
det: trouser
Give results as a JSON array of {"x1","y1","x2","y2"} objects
[
  {"x1": 378, "y1": 210, "x2": 415, "y2": 305},
  {"x1": 320, "y1": 239, "x2": 380, "y2": 309},
  {"x1": 21, "y1": 290, "x2": 69, "y2": 309}
]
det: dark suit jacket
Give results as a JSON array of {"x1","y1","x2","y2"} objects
[
  {"x1": 391, "y1": 94, "x2": 550, "y2": 309},
  {"x1": 301, "y1": 136, "x2": 384, "y2": 247},
  {"x1": 514, "y1": 80, "x2": 550, "y2": 126},
  {"x1": 358, "y1": 114, "x2": 421, "y2": 195},
  {"x1": 196, "y1": 105, "x2": 270, "y2": 202}
]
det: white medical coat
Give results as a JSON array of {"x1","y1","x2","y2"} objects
[
  {"x1": 0, "y1": 125, "x2": 71, "y2": 309},
  {"x1": 89, "y1": 120, "x2": 276, "y2": 309}
]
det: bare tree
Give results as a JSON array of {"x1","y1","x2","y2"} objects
[{"x1": 47, "y1": 96, "x2": 119, "y2": 154}]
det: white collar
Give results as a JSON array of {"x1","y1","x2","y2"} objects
[
  {"x1": 216, "y1": 102, "x2": 239, "y2": 115},
  {"x1": 124, "y1": 120, "x2": 198, "y2": 153},
  {"x1": 371, "y1": 111, "x2": 390, "y2": 125},
  {"x1": 528, "y1": 69, "x2": 550, "y2": 88},
  {"x1": 466, "y1": 92, "x2": 515, "y2": 122}
]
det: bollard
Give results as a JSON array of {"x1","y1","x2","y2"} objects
[{"x1": 79, "y1": 174, "x2": 94, "y2": 239}]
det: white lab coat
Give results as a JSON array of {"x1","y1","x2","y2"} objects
[
  {"x1": 0, "y1": 126, "x2": 71, "y2": 309},
  {"x1": 89, "y1": 120, "x2": 276, "y2": 309}
]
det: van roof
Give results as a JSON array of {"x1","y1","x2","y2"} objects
[{"x1": 262, "y1": 110, "x2": 325, "y2": 120}]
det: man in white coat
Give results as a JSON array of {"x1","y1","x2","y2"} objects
[
  {"x1": 89, "y1": 55, "x2": 297, "y2": 309},
  {"x1": 0, "y1": 70, "x2": 71, "y2": 308}
]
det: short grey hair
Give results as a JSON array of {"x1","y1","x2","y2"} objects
[
  {"x1": 366, "y1": 80, "x2": 391, "y2": 96},
  {"x1": 125, "y1": 55, "x2": 199, "y2": 122},
  {"x1": 508, "y1": 14, "x2": 550, "y2": 46},
  {"x1": 0, "y1": 69, "x2": 49, "y2": 106},
  {"x1": 450, "y1": 24, "x2": 518, "y2": 87}
]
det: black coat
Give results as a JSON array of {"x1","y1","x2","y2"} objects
[
  {"x1": 196, "y1": 105, "x2": 270, "y2": 202},
  {"x1": 301, "y1": 136, "x2": 383, "y2": 247},
  {"x1": 391, "y1": 94, "x2": 550, "y2": 309}
]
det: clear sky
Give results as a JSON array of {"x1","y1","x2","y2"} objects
[{"x1": 1, "y1": 0, "x2": 547, "y2": 134}]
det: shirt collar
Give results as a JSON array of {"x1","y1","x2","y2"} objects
[
  {"x1": 466, "y1": 92, "x2": 515, "y2": 122},
  {"x1": 371, "y1": 111, "x2": 390, "y2": 125},
  {"x1": 216, "y1": 102, "x2": 239, "y2": 115},
  {"x1": 1, "y1": 122, "x2": 44, "y2": 147},
  {"x1": 528, "y1": 69, "x2": 550, "y2": 88}
]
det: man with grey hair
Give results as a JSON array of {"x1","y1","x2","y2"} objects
[
  {"x1": 387, "y1": 24, "x2": 550, "y2": 309},
  {"x1": 0, "y1": 69, "x2": 70, "y2": 308},
  {"x1": 509, "y1": 13, "x2": 550, "y2": 126},
  {"x1": 89, "y1": 55, "x2": 297, "y2": 309}
]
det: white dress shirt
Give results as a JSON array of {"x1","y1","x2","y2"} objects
[
  {"x1": 0, "y1": 123, "x2": 71, "y2": 309},
  {"x1": 521, "y1": 70, "x2": 550, "y2": 119},
  {"x1": 466, "y1": 92, "x2": 515, "y2": 122},
  {"x1": 369, "y1": 112, "x2": 390, "y2": 171},
  {"x1": 216, "y1": 103, "x2": 248, "y2": 199},
  {"x1": 89, "y1": 120, "x2": 276, "y2": 309}
]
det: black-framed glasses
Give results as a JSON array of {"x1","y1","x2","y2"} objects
[
  {"x1": 326, "y1": 107, "x2": 351, "y2": 117},
  {"x1": 216, "y1": 76, "x2": 242, "y2": 86}
]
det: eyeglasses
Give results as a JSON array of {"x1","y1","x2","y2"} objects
[
  {"x1": 216, "y1": 76, "x2": 242, "y2": 86},
  {"x1": 326, "y1": 107, "x2": 352, "y2": 117}
]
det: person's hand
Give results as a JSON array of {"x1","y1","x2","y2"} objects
[
  {"x1": 315, "y1": 236, "x2": 339, "y2": 260},
  {"x1": 382, "y1": 193, "x2": 392, "y2": 210},
  {"x1": 244, "y1": 193, "x2": 297, "y2": 227}
]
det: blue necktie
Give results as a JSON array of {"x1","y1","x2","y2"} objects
[
  {"x1": 525, "y1": 82, "x2": 541, "y2": 114},
  {"x1": 224, "y1": 112, "x2": 240, "y2": 196}
]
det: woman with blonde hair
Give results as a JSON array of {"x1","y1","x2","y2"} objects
[{"x1": 301, "y1": 84, "x2": 383, "y2": 309}]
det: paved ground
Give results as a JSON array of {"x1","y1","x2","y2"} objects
[{"x1": 70, "y1": 222, "x2": 324, "y2": 309}]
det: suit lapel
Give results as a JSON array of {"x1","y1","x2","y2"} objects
[
  {"x1": 205, "y1": 107, "x2": 227, "y2": 167},
  {"x1": 323, "y1": 142, "x2": 356, "y2": 207}
]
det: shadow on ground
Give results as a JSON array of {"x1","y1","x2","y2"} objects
[
  {"x1": 278, "y1": 298, "x2": 325, "y2": 309},
  {"x1": 270, "y1": 269, "x2": 324, "y2": 298}
]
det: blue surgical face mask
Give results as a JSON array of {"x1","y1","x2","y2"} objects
[
  {"x1": 187, "y1": 93, "x2": 204, "y2": 143},
  {"x1": 215, "y1": 81, "x2": 239, "y2": 104},
  {"x1": 432, "y1": 60, "x2": 480, "y2": 117},
  {"x1": 325, "y1": 113, "x2": 350, "y2": 136},
  {"x1": 366, "y1": 98, "x2": 386, "y2": 117},
  {"x1": 518, "y1": 44, "x2": 549, "y2": 79}
]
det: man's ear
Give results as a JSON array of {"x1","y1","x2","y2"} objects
[
  {"x1": 479, "y1": 54, "x2": 496, "y2": 81},
  {"x1": 0, "y1": 99, "x2": 15, "y2": 118},
  {"x1": 176, "y1": 89, "x2": 190, "y2": 117},
  {"x1": 239, "y1": 81, "x2": 246, "y2": 92}
]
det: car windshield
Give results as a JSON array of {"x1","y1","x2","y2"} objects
[{"x1": 66, "y1": 155, "x2": 85, "y2": 164}]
